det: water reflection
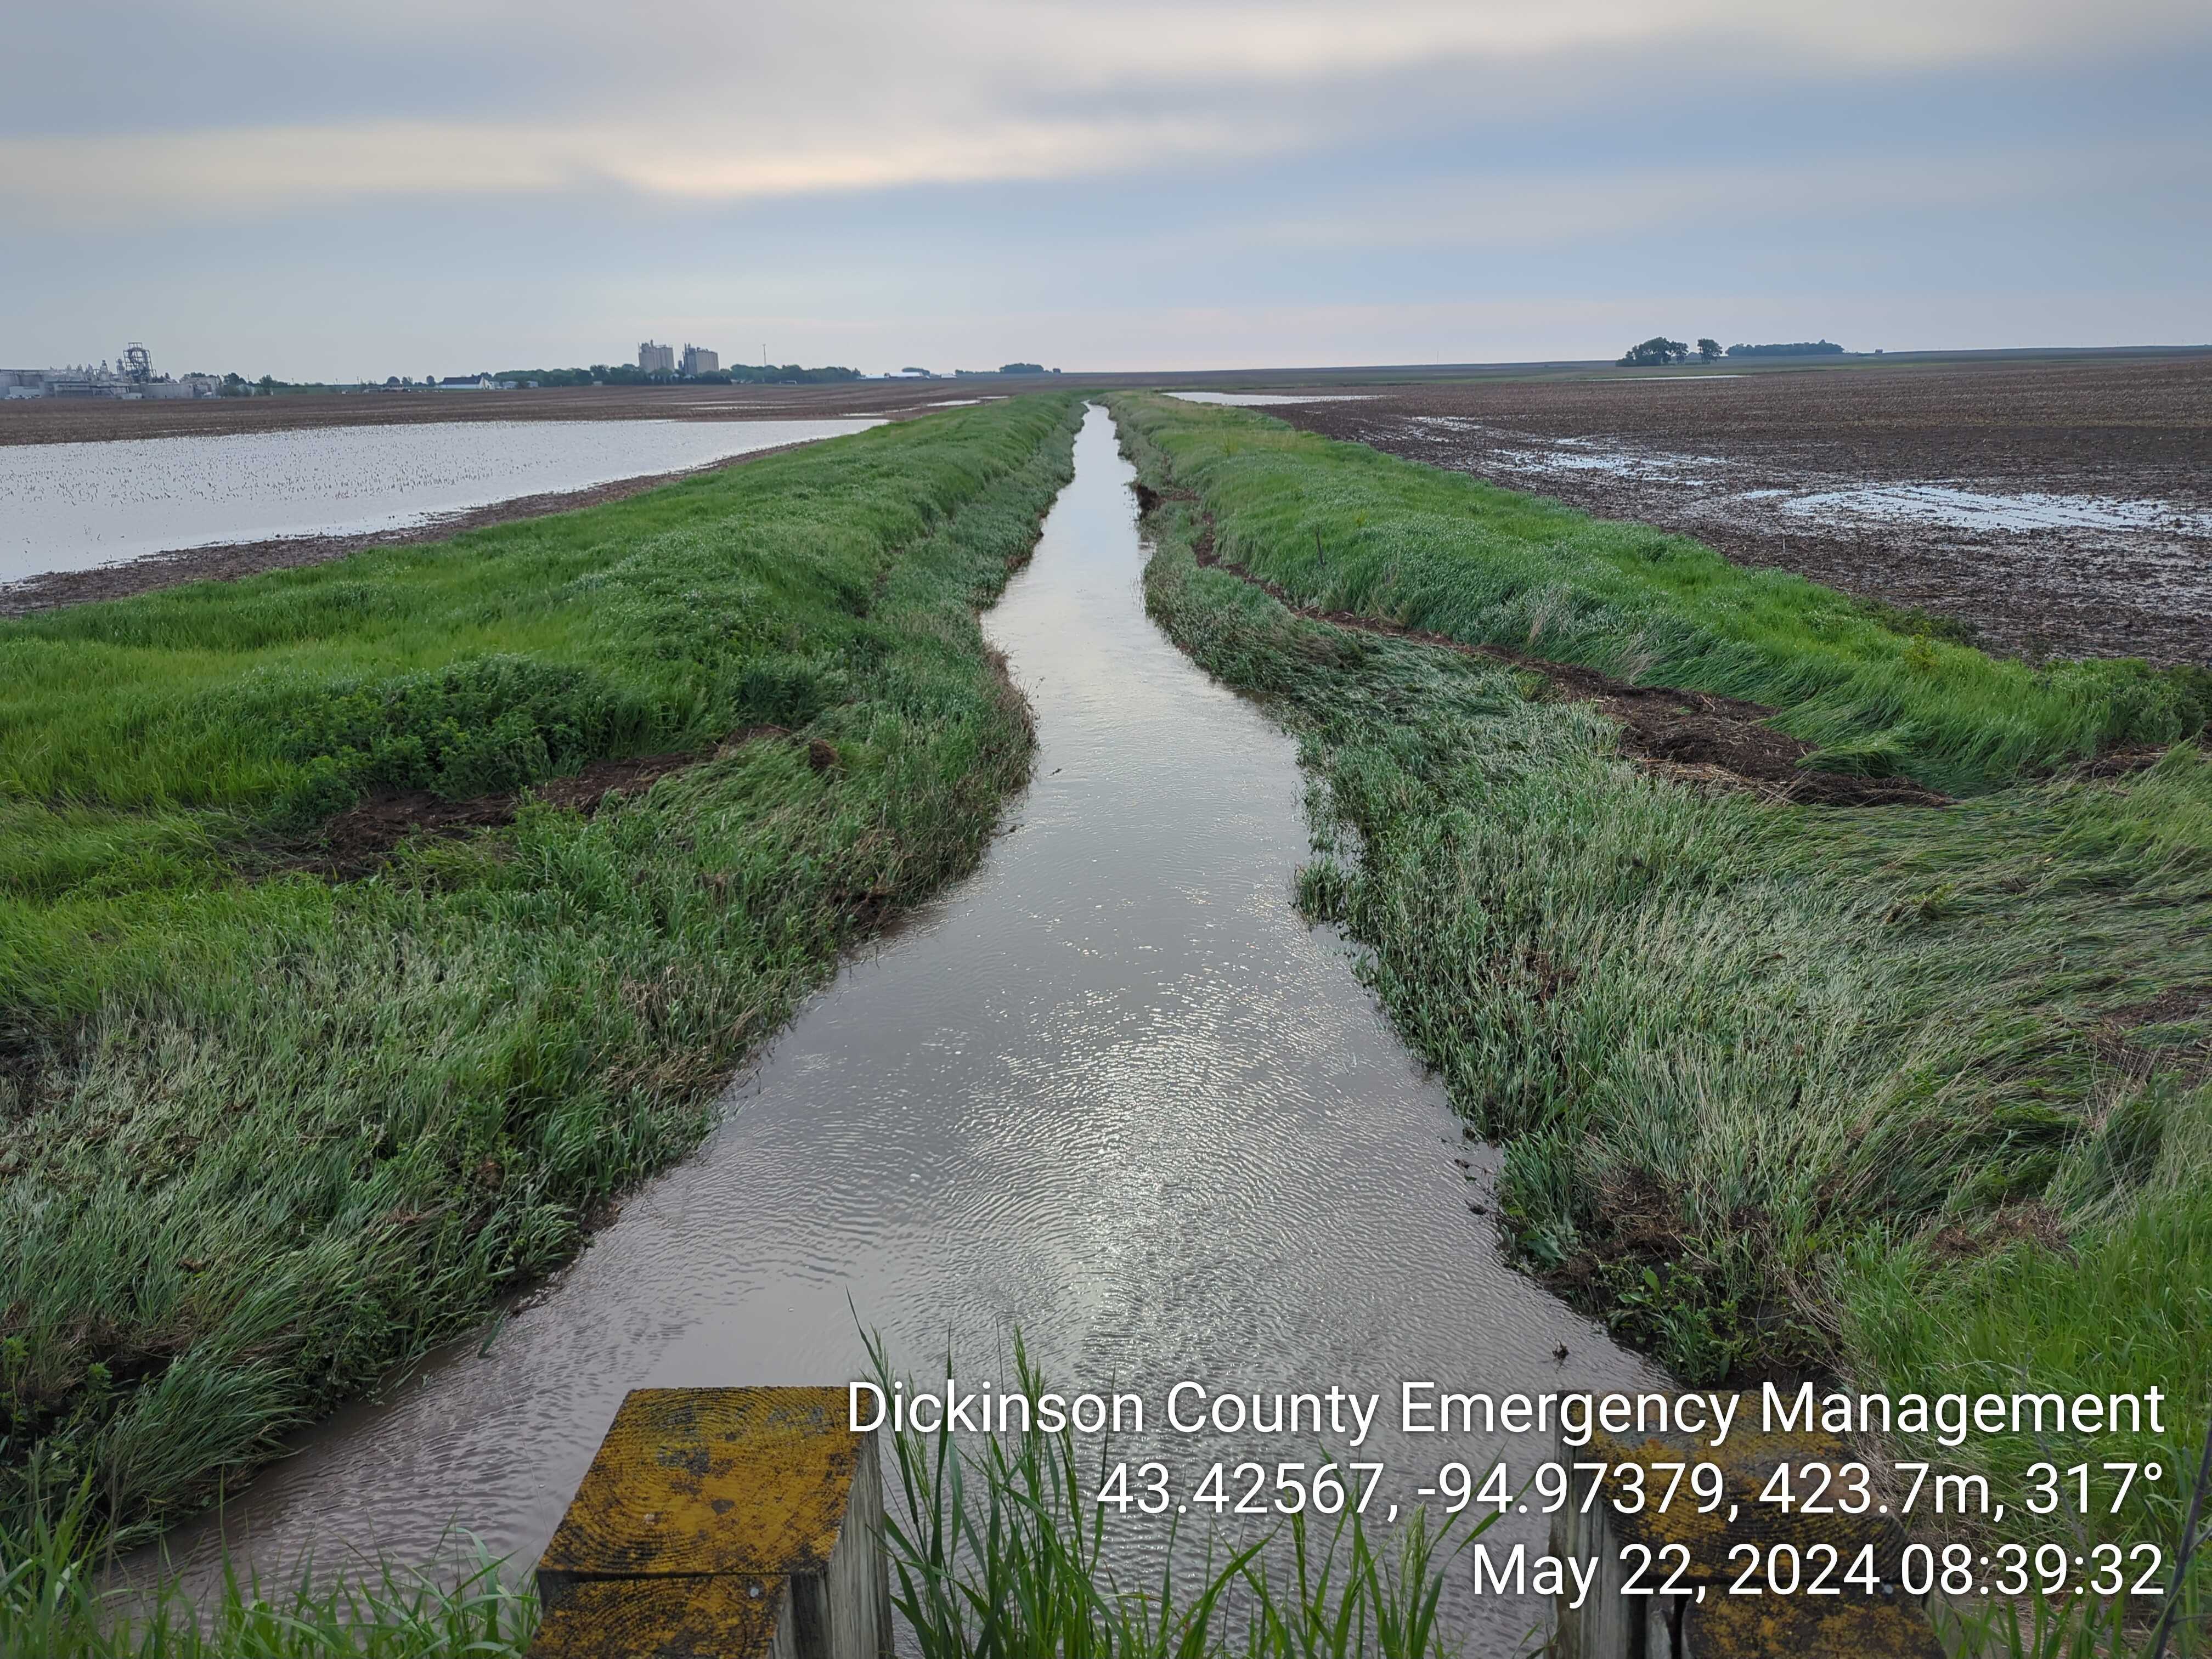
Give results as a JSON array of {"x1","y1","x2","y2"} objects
[{"x1": 153, "y1": 407, "x2": 1656, "y2": 1652}]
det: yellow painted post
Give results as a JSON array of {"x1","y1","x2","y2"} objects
[{"x1": 531, "y1": 1386, "x2": 891, "y2": 1659}]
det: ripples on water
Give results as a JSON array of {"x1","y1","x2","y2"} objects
[
  {"x1": 149, "y1": 408, "x2": 1655, "y2": 1652},
  {"x1": 0, "y1": 418, "x2": 881, "y2": 583}
]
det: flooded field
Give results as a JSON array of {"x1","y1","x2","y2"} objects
[
  {"x1": 150, "y1": 408, "x2": 1652, "y2": 1651},
  {"x1": 0, "y1": 377, "x2": 961, "y2": 447},
  {"x1": 0, "y1": 417, "x2": 879, "y2": 585},
  {"x1": 1169, "y1": 392, "x2": 1379, "y2": 407},
  {"x1": 1271, "y1": 352, "x2": 2212, "y2": 665}
]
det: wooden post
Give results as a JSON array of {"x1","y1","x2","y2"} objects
[
  {"x1": 530, "y1": 1386, "x2": 891, "y2": 1659},
  {"x1": 1549, "y1": 1393, "x2": 1942, "y2": 1659}
]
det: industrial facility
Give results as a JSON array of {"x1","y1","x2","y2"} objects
[
  {"x1": 0, "y1": 342, "x2": 219, "y2": 400},
  {"x1": 637, "y1": 340, "x2": 722, "y2": 377}
]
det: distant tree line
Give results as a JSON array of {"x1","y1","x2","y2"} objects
[
  {"x1": 701, "y1": 363, "x2": 864, "y2": 385},
  {"x1": 206, "y1": 373, "x2": 351, "y2": 396},
  {"x1": 495, "y1": 363, "x2": 863, "y2": 387},
  {"x1": 1618, "y1": 336, "x2": 1849, "y2": 367},
  {"x1": 1725, "y1": 340, "x2": 1845, "y2": 357},
  {"x1": 1725, "y1": 338, "x2": 1849, "y2": 356}
]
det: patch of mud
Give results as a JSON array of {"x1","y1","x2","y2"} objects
[
  {"x1": 305, "y1": 728, "x2": 824, "y2": 877},
  {"x1": 2079, "y1": 744, "x2": 2176, "y2": 780},
  {"x1": 1165, "y1": 503, "x2": 1944, "y2": 807},
  {"x1": 2089, "y1": 988, "x2": 2212, "y2": 1087},
  {"x1": 0, "y1": 1036, "x2": 48, "y2": 1127},
  {"x1": 1537, "y1": 1169, "x2": 1821, "y2": 1386},
  {"x1": 1925, "y1": 1202, "x2": 2071, "y2": 1262}
]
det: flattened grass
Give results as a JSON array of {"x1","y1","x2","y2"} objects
[
  {"x1": 1, "y1": 396, "x2": 1083, "y2": 1536},
  {"x1": 1113, "y1": 393, "x2": 2212, "y2": 1561},
  {"x1": 1116, "y1": 395, "x2": 2208, "y2": 794}
]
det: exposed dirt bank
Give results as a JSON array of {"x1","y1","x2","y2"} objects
[
  {"x1": 301, "y1": 727, "x2": 841, "y2": 877},
  {"x1": 1205, "y1": 550, "x2": 1948, "y2": 806},
  {"x1": 1133, "y1": 482, "x2": 1950, "y2": 808}
]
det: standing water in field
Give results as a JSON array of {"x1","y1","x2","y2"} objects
[
  {"x1": 161, "y1": 408, "x2": 1655, "y2": 1650},
  {"x1": 0, "y1": 418, "x2": 879, "y2": 582}
]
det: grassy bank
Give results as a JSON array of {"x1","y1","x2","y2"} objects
[
  {"x1": 0, "y1": 1338, "x2": 1494, "y2": 1659},
  {"x1": 3, "y1": 1492, "x2": 535, "y2": 1659},
  {"x1": 1111, "y1": 393, "x2": 2212, "y2": 1564},
  {"x1": 0, "y1": 395, "x2": 1083, "y2": 1537},
  {"x1": 1116, "y1": 397, "x2": 2204, "y2": 795}
]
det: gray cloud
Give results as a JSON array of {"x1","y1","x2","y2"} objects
[{"x1": 5, "y1": 0, "x2": 2208, "y2": 372}]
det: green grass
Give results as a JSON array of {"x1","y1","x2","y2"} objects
[
  {"x1": 1110, "y1": 392, "x2": 2212, "y2": 1567},
  {"x1": 1114, "y1": 395, "x2": 2208, "y2": 795},
  {"x1": 0, "y1": 1336, "x2": 1516, "y2": 1659},
  {"x1": 0, "y1": 394, "x2": 1084, "y2": 1538},
  {"x1": 877, "y1": 1341, "x2": 1488, "y2": 1659},
  {"x1": 2, "y1": 1484, "x2": 534, "y2": 1658},
  {"x1": 13, "y1": 386, "x2": 2206, "y2": 1657}
]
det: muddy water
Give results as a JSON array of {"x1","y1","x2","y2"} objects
[{"x1": 165, "y1": 408, "x2": 1655, "y2": 1650}]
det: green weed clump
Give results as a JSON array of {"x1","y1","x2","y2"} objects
[
  {"x1": 0, "y1": 396, "x2": 1084, "y2": 1539},
  {"x1": 270, "y1": 654, "x2": 654, "y2": 820},
  {"x1": 876, "y1": 1340, "x2": 1485, "y2": 1659},
  {"x1": 1112, "y1": 393, "x2": 2212, "y2": 1568}
]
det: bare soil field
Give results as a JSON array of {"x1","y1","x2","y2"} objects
[
  {"x1": 1266, "y1": 352, "x2": 2212, "y2": 666},
  {"x1": 0, "y1": 377, "x2": 995, "y2": 447}
]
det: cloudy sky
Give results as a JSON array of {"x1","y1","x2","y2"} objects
[{"x1": 7, "y1": 0, "x2": 2208, "y2": 379}]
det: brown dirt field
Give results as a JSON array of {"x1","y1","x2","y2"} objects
[{"x1": 1256, "y1": 351, "x2": 2212, "y2": 667}]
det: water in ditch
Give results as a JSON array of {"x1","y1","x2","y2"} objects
[{"x1": 160, "y1": 405, "x2": 1658, "y2": 1651}]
